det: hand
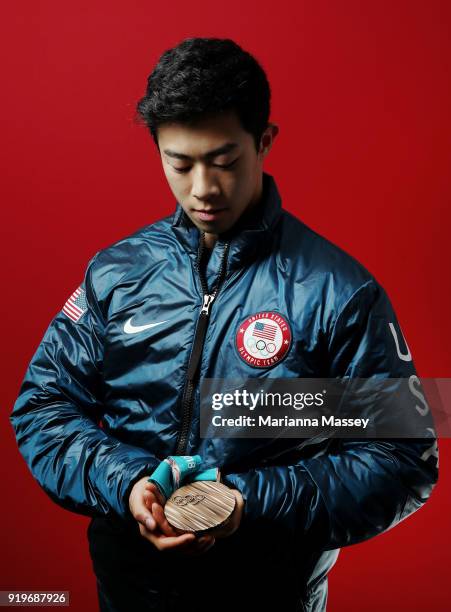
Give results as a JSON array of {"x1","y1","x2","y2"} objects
[{"x1": 129, "y1": 477, "x2": 215, "y2": 554}]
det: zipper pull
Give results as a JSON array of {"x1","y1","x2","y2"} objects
[{"x1": 201, "y1": 294, "x2": 215, "y2": 315}]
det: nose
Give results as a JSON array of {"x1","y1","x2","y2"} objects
[{"x1": 191, "y1": 165, "x2": 220, "y2": 202}]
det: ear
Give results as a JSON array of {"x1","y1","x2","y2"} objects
[{"x1": 259, "y1": 123, "x2": 279, "y2": 157}]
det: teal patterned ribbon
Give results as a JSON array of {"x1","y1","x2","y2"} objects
[{"x1": 148, "y1": 455, "x2": 219, "y2": 500}]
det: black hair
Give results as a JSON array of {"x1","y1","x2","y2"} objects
[{"x1": 135, "y1": 37, "x2": 271, "y2": 153}]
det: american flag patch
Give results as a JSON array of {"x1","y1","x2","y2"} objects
[
  {"x1": 62, "y1": 286, "x2": 88, "y2": 322},
  {"x1": 252, "y1": 321, "x2": 277, "y2": 341}
]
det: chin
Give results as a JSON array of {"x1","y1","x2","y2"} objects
[{"x1": 196, "y1": 220, "x2": 226, "y2": 232}]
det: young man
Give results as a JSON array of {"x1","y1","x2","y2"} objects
[{"x1": 10, "y1": 38, "x2": 438, "y2": 611}]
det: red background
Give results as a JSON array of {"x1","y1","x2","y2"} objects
[{"x1": 2, "y1": 1, "x2": 450, "y2": 610}]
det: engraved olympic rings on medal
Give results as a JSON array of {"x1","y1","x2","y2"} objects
[
  {"x1": 165, "y1": 481, "x2": 236, "y2": 533},
  {"x1": 173, "y1": 494, "x2": 206, "y2": 506}
]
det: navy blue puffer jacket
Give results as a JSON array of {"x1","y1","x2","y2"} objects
[{"x1": 10, "y1": 172, "x2": 438, "y2": 611}]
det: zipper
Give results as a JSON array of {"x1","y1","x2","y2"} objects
[{"x1": 175, "y1": 233, "x2": 230, "y2": 455}]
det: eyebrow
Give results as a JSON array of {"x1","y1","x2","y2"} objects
[{"x1": 163, "y1": 142, "x2": 239, "y2": 161}]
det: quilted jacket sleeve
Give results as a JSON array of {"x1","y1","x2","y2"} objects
[
  {"x1": 9, "y1": 253, "x2": 160, "y2": 521},
  {"x1": 224, "y1": 279, "x2": 439, "y2": 550}
]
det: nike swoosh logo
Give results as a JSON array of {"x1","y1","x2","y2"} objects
[{"x1": 124, "y1": 317, "x2": 169, "y2": 334}]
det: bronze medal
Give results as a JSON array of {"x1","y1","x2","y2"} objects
[{"x1": 164, "y1": 481, "x2": 236, "y2": 534}]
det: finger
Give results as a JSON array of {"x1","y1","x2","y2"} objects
[
  {"x1": 202, "y1": 537, "x2": 216, "y2": 552},
  {"x1": 138, "y1": 523, "x2": 213, "y2": 553},
  {"x1": 145, "y1": 483, "x2": 166, "y2": 506},
  {"x1": 144, "y1": 531, "x2": 196, "y2": 551},
  {"x1": 132, "y1": 495, "x2": 157, "y2": 531},
  {"x1": 152, "y1": 502, "x2": 177, "y2": 536},
  {"x1": 197, "y1": 535, "x2": 215, "y2": 551},
  {"x1": 143, "y1": 490, "x2": 157, "y2": 510},
  {"x1": 132, "y1": 493, "x2": 156, "y2": 529},
  {"x1": 178, "y1": 536, "x2": 216, "y2": 556}
]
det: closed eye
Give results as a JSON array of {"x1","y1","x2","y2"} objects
[
  {"x1": 172, "y1": 158, "x2": 239, "y2": 173},
  {"x1": 213, "y1": 158, "x2": 239, "y2": 169},
  {"x1": 172, "y1": 167, "x2": 190, "y2": 174}
]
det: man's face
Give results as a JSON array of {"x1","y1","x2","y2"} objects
[{"x1": 157, "y1": 111, "x2": 277, "y2": 241}]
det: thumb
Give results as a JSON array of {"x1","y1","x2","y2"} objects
[
  {"x1": 130, "y1": 497, "x2": 157, "y2": 532},
  {"x1": 136, "y1": 509, "x2": 157, "y2": 532}
]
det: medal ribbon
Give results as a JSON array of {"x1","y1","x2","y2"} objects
[{"x1": 148, "y1": 455, "x2": 219, "y2": 500}]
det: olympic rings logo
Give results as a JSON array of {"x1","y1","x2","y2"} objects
[
  {"x1": 173, "y1": 494, "x2": 206, "y2": 506},
  {"x1": 245, "y1": 336, "x2": 277, "y2": 357}
]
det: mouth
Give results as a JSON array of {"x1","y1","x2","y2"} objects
[{"x1": 192, "y1": 208, "x2": 227, "y2": 222}]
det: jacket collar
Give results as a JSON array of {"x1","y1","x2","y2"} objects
[{"x1": 170, "y1": 171, "x2": 283, "y2": 273}]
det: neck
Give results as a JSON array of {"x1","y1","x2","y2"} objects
[{"x1": 204, "y1": 232, "x2": 218, "y2": 249}]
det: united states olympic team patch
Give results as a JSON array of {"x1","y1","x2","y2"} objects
[{"x1": 236, "y1": 311, "x2": 292, "y2": 368}]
